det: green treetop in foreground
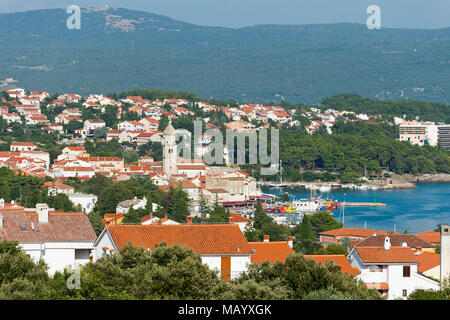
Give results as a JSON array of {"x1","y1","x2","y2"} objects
[{"x1": 0, "y1": 240, "x2": 381, "y2": 300}]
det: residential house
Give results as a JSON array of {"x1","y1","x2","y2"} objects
[
  {"x1": 347, "y1": 236, "x2": 440, "y2": 299},
  {"x1": 116, "y1": 197, "x2": 148, "y2": 214},
  {"x1": 43, "y1": 181, "x2": 75, "y2": 196},
  {"x1": 67, "y1": 193, "x2": 97, "y2": 214},
  {"x1": 93, "y1": 219, "x2": 253, "y2": 281},
  {"x1": 0, "y1": 200, "x2": 96, "y2": 275},
  {"x1": 10, "y1": 142, "x2": 37, "y2": 152}
]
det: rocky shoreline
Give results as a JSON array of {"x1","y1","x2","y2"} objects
[
  {"x1": 402, "y1": 173, "x2": 450, "y2": 183},
  {"x1": 260, "y1": 173, "x2": 450, "y2": 191}
]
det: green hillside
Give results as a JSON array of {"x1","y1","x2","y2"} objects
[{"x1": 0, "y1": 8, "x2": 449, "y2": 104}]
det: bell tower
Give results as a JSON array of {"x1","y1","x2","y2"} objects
[
  {"x1": 441, "y1": 224, "x2": 450, "y2": 286},
  {"x1": 163, "y1": 121, "x2": 177, "y2": 176}
]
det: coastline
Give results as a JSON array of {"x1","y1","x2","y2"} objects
[{"x1": 259, "y1": 173, "x2": 450, "y2": 191}]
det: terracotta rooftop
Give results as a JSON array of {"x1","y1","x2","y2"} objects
[
  {"x1": 353, "y1": 247, "x2": 419, "y2": 264},
  {"x1": 249, "y1": 241, "x2": 294, "y2": 264},
  {"x1": 320, "y1": 228, "x2": 399, "y2": 238},
  {"x1": 42, "y1": 181, "x2": 74, "y2": 190},
  {"x1": 415, "y1": 252, "x2": 441, "y2": 273},
  {"x1": 304, "y1": 255, "x2": 360, "y2": 276},
  {"x1": 415, "y1": 231, "x2": 440, "y2": 245},
  {"x1": 0, "y1": 209, "x2": 96, "y2": 243},
  {"x1": 230, "y1": 212, "x2": 254, "y2": 223},
  {"x1": 354, "y1": 234, "x2": 434, "y2": 249},
  {"x1": 106, "y1": 224, "x2": 253, "y2": 255}
]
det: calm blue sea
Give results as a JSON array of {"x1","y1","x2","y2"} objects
[{"x1": 264, "y1": 183, "x2": 450, "y2": 234}]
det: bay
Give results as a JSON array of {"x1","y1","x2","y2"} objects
[{"x1": 263, "y1": 183, "x2": 450, "y2": 234}]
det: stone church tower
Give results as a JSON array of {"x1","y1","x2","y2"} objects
[
  {"x1": 163, "y1": 121, "x2": 177, "y2": 176},
  {"x1": 441, "y1": 224, "x2": 450, "y2": 286}
]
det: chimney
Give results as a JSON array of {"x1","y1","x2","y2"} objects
[
  {"x1": 0, "y1": 198, "x2": 4, "y2": 208},
  {"x1": 186, "y1": 216, "x2": 193, "y2": 224},
  {"x1": 287, "y1": 236, "x2": 293, "y2": 248},
  {"x1": 401, "y1": 242, "x2": 408, "y2": 247},
  {"x1": 36, "y1": 203, "x2": 49, "y2": 224},
  {"x1": 263, "y1": 235, "x2": 270, "y2": 243},
  {"x1": 228, "y1": 216, "x2": 234, "y2": 224},
  {"x1": 440, "y1": 224, "x2": 450, "y2": 286},
  {"x1": 0, "y1": 213, "x2": 3, "y2": 228},
  {"x1": 383, "y1": 236, "x2": 391, "y2": 250}
]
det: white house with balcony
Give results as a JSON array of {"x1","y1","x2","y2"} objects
[{"x1": 348, "y1": 236, "x2": 439, "y2": 299}]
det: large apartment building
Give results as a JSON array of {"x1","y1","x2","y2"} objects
[{"x1": 399, "y1": 122, "x2": 438, "y2": 146}]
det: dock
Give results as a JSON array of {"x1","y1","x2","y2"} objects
[{"x1": 341, "y1": 202, "x2": 386, "y2": 207}]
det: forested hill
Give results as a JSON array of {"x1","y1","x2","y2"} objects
[
  {"x1": 322, "y1": 94, "x2": 450, "y2": 123},
  {"x1": 0, "y1": 8, "x2": 449, "y2": 103}
]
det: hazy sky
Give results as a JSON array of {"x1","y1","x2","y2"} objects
[{"x1": 1, "y1": 0, "x2": 449, "y2": 29}]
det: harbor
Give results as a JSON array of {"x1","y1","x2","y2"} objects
[{"x1": 263, "y1": 183, "x2": 450, "y2": 233}]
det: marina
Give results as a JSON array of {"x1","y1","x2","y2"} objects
[{"x1": 262, "y1": 183, "x2": 450, "y2": 233}]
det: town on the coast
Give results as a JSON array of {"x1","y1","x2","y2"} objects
[{"x1": 0, "y1": 87, "x2": 449, "y2": 300}]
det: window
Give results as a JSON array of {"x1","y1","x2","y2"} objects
[
  {"x1": 403, "y1": 266, "x2": 411, "y2": 277},
  {"x1": 402, "y1": 290, "x2": 407, "y2": 297},
  {"x1": 369, "y1": 265, "x2": 378, "y2": 272}
]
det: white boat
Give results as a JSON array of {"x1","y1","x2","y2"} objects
[
  {"x1": 290, "y1": 198, "x2": 322, "y2": 212},
  {"x1": 318, "y1": 185, "x2": 332, "y2": 193}
]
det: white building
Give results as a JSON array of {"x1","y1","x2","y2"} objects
[
  {"x1": 399, "y1": 121, "x2": 439, "y2": 146},
  {"x1": 118, "y1": 121, "x2": 145, "y2": 131},
  {"x1": 348, "y1": 236, "x2": 439, "y2": 299},
  {"x1": 116, "y1": 197, "x2": 147, "y2": 214},
  {"x1": 0, "y1": 200, "x2": 96, "y2": 275},
  {"x1": 67, "y1": 193, "x2": 97, "y2": 214},
  {"x1": 93, "y1": 220, "x2": 253, "y2": 281},
  {"x1": 10, "y1": 142, "x2": 37, "y2": 152}
]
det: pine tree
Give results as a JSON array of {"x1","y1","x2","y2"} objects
[{"x1": 299, "y1": 215, "x2": 315, "y2": 241}]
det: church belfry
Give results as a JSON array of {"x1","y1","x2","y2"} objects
[{"x1": 163, "y1": 121, "x2": 177, "y2": 176}]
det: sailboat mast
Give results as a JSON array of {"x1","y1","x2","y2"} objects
[{"x1": 280, "y1": 160, "x2": 282, "y2": 184}]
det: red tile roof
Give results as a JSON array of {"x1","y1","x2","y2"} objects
[
  {"x1": 416, "y1": 252, "x2": 440, "y2": 273},
  {"x1": 415, "y1": 231, "x2": 440, "y2": 245},
  {"x1": 42, "y1": 181, "x2": 74, "y2": 190},
  {"x1": 320, "y1": 228, "x2": 399, "y2": 238},
  {"x1": 106, "y1": 224, "x2": 253, "y2": 255},
  {"x1": 354, "y1": 235, "x2": 434, "y2": 249},
  {"x1": 354, "y1": 247, "x2": 419, "y2": 264},
  {"x1": 304, "y1": 255, "x2": 360, "y2": 275},
  {"x1": 249, "y1": 241, "x2": 294, "y2": 264},
  {"x1": 230, "y1": 212, "x2": 254, "y2": 223},
  {"x1": 0, "y1": 209, "x2": 96, "y2": 242}
]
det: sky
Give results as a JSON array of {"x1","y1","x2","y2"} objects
[{"x1": 0, "y1": 0, "x2": 449, "y2": 29}]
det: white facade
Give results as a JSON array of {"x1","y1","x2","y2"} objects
[
  {"x1": 21, "y1": 242, "x2": 93, "y2": 275},
  {"x1": 201, "y1": 255, "x2": 251, "y2": 280},
  {"x1": 348, "y1": 246, "x2": 440, "y2": 299},
  {"x1": 399, "y1": 122, "x2": 439, "y2": 146},
  {"x1": 68, "y1": 193, "x2": 97, "y2": 213}
]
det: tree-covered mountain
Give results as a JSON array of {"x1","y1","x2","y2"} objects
[{"x1": 0, "y1": 7, "x2": 449, "y2": 103}]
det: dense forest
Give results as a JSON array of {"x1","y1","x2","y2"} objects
[{"x1": 322, "y1": 94, "x2": 450, "y2": 123}]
